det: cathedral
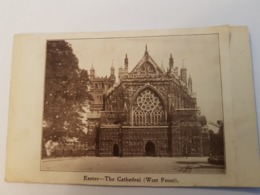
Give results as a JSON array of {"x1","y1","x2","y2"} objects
[{"x1": 87, "y1": 46, "x2": 209, "y2": 157}]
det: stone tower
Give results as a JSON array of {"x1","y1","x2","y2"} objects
[
  {"x1": 180, "y1": 62, "x2": 187, "y2": 86},
  {"x1": 169, "y1": 53, "x2": 174, "y2": 73},
  {"x1": 188, "y1": 75, "x2": 193, "y2": 92},
  {"x1": 90, "y1": 64, "x2": 95, "y2": 79}
]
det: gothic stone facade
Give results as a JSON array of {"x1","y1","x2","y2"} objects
[
  {"x1": 88, "y1": 46, "x2": 209, "y2": 157},
  {"x1": 89, "y1": 64, "x2": 116, "y2": 111}
]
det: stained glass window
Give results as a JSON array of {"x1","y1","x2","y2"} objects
[{"x1": 133, "y1": 89, "x2": 164, "y2": 125}]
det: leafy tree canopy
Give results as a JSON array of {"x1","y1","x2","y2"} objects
[{"x1": 43, "y1": 40, "x2": 91, "y2": 142}]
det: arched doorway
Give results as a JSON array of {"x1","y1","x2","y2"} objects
[
  {"x1": 145, "y1": 141, "x2": 156, "y2": 156},
  {"x1": 113, "y1": 144, "x2": 119, "y2": 157}
]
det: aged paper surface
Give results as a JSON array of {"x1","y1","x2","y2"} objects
[
  {"x1": 229, "y1": 27, "x2": 260, "y2": 186},
  {"x1": 5, "y1": 26, "x2": 260, "y2": 187}
]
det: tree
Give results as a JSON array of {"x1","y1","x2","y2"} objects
[{"x1": 43, "y1": 40, "x2": 91, "y2": 142}]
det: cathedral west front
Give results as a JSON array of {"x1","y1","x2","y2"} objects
[{"x1": 87, "y1": 46, "x2": 210, "y2": 157}]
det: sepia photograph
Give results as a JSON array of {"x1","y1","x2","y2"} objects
[
  {"x1": 2, "y1": 1, "x2": 260, "y2": 193},
  {"x1": 41, "y1": 34, "x2": 225, "y2": 174},
  {"x1": 5, "y1": 26, "x2": 260, "y2": 187}
]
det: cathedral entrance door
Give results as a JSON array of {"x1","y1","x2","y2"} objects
[
  {"x1": 113, "y1": 144, "x2": 119, "y2": 157},
  {"x1": 145, "y1": 141, "x2": 156, "y2": 156}
]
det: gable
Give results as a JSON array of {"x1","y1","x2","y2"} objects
[
  {"x1": 139, "y1": 62, "x2": 156, "y2": 74},
  {"x1": 129, "y1": 53, "x2": 163, "y2": 77}
]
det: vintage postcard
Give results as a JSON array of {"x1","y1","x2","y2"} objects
[{"x1": 5, "y1": 26, "x2": 260, "y2": 187}]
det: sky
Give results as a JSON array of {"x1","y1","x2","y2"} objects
[{"x1": 67, "y1": 34, "x2": 223, "y2": 131}]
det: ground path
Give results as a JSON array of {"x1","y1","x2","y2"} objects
[{"x1": 41, "y1": 157, "x2": 225, "y2": 174}]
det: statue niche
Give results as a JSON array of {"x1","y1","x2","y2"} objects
[{"x1": 139, "y1": 62, "x2": 156, "y2": 76}]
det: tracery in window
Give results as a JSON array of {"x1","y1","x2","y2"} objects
[{"x1": 133, "y1": 89, "x2": 164, "y2": 125}]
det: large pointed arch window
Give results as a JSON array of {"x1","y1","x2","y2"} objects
[{"x1": 132, "y1": 89, "x2": 164, "y2": 125}]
